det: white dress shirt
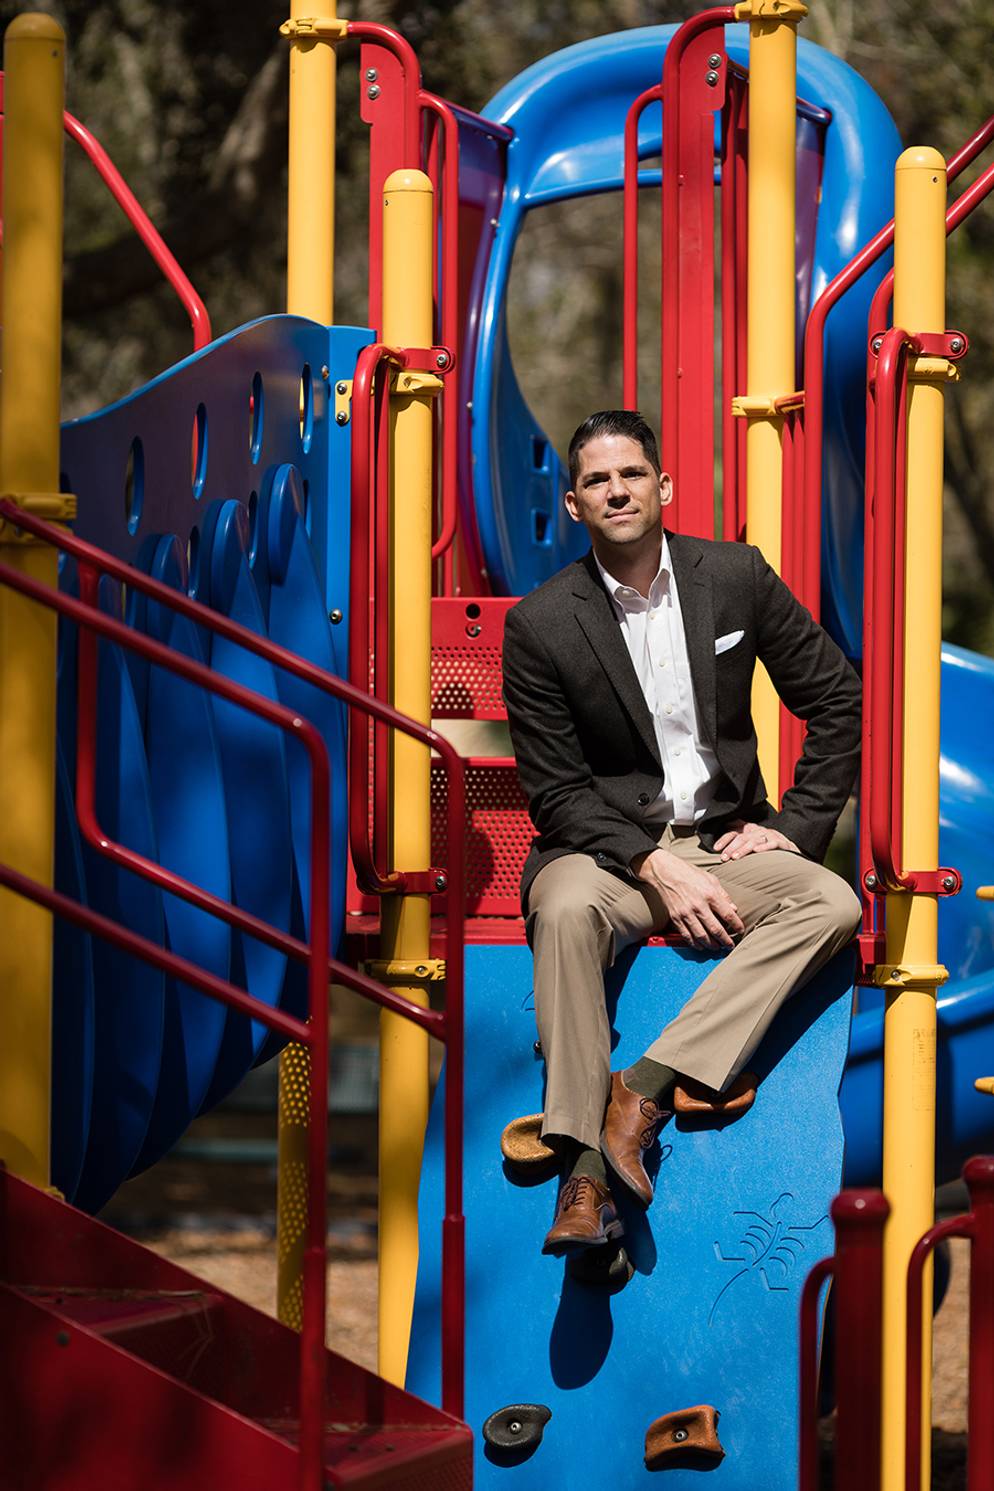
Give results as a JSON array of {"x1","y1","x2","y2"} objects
[{"x1": 595, "y1": 538, "x2": 720, "y2": 824}]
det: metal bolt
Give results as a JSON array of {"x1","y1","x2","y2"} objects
[
  {"x1": 367, "y1": 83, "x2": 380, "y2": 100},
  {"x1": 56, "y1": 1330, "x2": 70, "y2": 1347},
  {"x1": 365, "y1": 67, "x2": 377, "y2": 81},
  {"x1": 942, "y1": 874, "x2": 956, "y2": 891},
  {"x1": 320, "y1": 365, "x2": 330, "y2": 380},
  {"x1": 533, "y1": 1040, "x2": 543, "y2": 1056},
  {"x1": 708, "y1": 52, "x2": 722, "y2": 67},
  {"x1": 416, "y1": 965, "x2": 427, "y2": 976},
  {"x1": 950, "y1": 336, "x2": 964, "y2": 354},
  {"x1": 436, "y1": 351, "x2": 449, "y2": 368},
  {"x1": 336, "y1": 380, "x2": 348, "y2": 395},
  {"x1": 865, "y1": 873, "x2": 877, "y2": 890},
  {"x1": 508, "y1": 1422, "x2": 522, "y2": 1435},
  {"x1": 336, "y1": 410, "x2": 348, "y2": 425},
  {"x1": 490, "y1": 218, "x2": 499, "y2": 228},
  {"x1": 466, "y1": 623, "x2": 482, "y2": 638},
  {"x1": 673, "y1": 1429, "x2": 689, "y2": 1443},
  {"x1": 705, "y1": 69, "x2": 719, "y2": 86},
  {"x1": 434, "y1": 874, "x2": 447, "y2": 892},
  {"x1": 872, "y1": 335, "x2": 883, "y2": 354},
  {"x1": 328, "y1": 608, "x2": 343, "y2": 625}
]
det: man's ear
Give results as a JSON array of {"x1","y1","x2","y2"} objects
[
  {"x1": 659, "y1": 472, "x2": 674, "y2": 508},
  {"x1": 564, "y1": 488, "x2": 582, "y2": 524}
]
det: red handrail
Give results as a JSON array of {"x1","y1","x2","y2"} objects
[
  {"x1": 800, "y1": 110, "x2": 994, "y2": 621},
  {"x1": 421, "y1": 89, "x2": 460, "y2": 562},
  {"x1": 622, "y1": 82, "x2": 663, "y2": 408},
  {"x1": 798, "y1": 1191, "x2": 889, "y2": 1491},
  {"x1": 347, "y1": 20, "x2": 422, "y2": 162},
  {"x1": 0, "y1": 497, "x2": 467, "y2": 1442},
  {"x1": 906, "y1": 1156, "x2": 994, "y2": 1491},
  {"x1": 0, "y1": 76, "x2": 211, "y2": 353}
]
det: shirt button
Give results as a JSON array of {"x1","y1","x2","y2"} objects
[
  {"x1": 665, "y1": 705, "x2": 673, "y2": 715},
  {"x1": 680, "y1": 792, "x2": 688, "y2": 801},
  {"x1": 660, "y1": 660, "x2": 667, "y2": 668},
  {"x1": 637, "y1": 792, "x2": 651, "y2": 806},
  {"x1": 674, "y1": 749, "x2": 682, "y2": 757}
]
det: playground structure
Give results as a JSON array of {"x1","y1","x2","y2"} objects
[{"x1": 1, "y1": 1, "x2": 994, "y2": 1487}]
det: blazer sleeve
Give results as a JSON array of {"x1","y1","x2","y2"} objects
[
  {"x1": 749, "y1": 544, "x2": 861, "y2": 861},
  {"x1": 502, "y1": 603, "x2": 660, "y2": 870}
]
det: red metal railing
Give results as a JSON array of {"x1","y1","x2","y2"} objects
[
  {"x1": 800, "y1": 110, "x2": 994, "y2": 623},
  {"x1": 0, "y1": 75, "x2": 211, "y2": 353},
  {"x1": 906, "y1": 1155, "x2": 994, "y2": 1491},
  {"x1": 622, "y1": 81, "x2": 663, "y2": 408},
  {"x1": 421, "y1": 89, "x2": 461, "y2": 564},
  {"x1": 0, "y1": 498, "x2": 467, "y2": 1479},
  {"x1": 798, "y1": 1190, "x2": 889, "y2": 1491}
]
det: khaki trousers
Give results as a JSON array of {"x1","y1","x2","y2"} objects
[{"x1": 526, "y1": 826, "x2": 861, "y2": 1151}]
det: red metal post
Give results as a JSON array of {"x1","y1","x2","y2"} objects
[
  {"x1": 965, "y1": 1155, "x2": 994, "y2": 1491},
  {"x1": 720, "y1": 70, "x2": 748, "y2": 541},
  {"x1": 420, "y1": 91, "x2": 460, "y2": 564},
  {"x1": 661, "y1": 10, "x2": 735, "y2": 538},
  {"x1": 622, "y1": 82, "x2": 663, "y2": 409},
  {"x1": 831, "y1": 1190, "x2": 889, "y2": 1491},
  {"x1": 799, "y1": 1255, "x2": 833, "y2": 1491}
]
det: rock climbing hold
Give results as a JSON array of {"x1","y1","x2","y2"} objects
[
  {"x1": 482, "y1": 1402, "x2": 552, "y2": 1455},
  {"x1": 500, "y1": 1112, "x2": 558, "y2": 1172},
  {"x1": 644, "y1": 1405, "x2": 724, "y2": 1471}
]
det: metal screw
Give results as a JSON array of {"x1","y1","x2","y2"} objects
[
  {"x1": 416, "y1": 964, "x2": 427, "y2": 976},
  {"x1": 365, "y1": 67, "x2": 377, "y2": 81},
  {"x1": 708, "y1": 52, "x2": 722, "y2": 67},
  {"x1": 367, "y1": 83, "x2": 381, "y2": 100},
  {"x1": 335, "y1": 410, "x2": 348, "y2": 425},
  {"x1": 865, "y1": 873, "x2": 877, "y2": 890},
  {"x1": 434, "y1": 873, "x2": 447, "y2": 892},
  {"x1": 872, "y1": 335, "x2": 883, "y2": 354},
  {"x1": 490, "y1": 217, "x2": 499, "y2": 228},
  {"x1": 950, "y1": 336, "x2": 964, "y2": 354},
  {"x1": 942, "y1": 874, "x2": 956, "y2": 891},
  {"x1": 328, "y1": 608, "x2": 343, "y2": 625},
  {"x1": 320, "y1": 365, "x2": 330, "y2": 380},
  {"x1": 336, "y1": 380, "x2": 348, "y2": 395},
  {"x1": 56, "y1": 1330, "x2": 70, "y2": 1347},
  {"x1": 508, "y1": 1422, "x2": 522, "y2": 1435},
  {"x1": 466, "y1": 623, "x2": 482, "y2": 638},
  {"x1": 436, "y1": 351, "x2": 449, "y2": 368},
  {"x1": 673, "y1": 1429, "x2": 689, "y2": 1443},
  {"x1": 705, "y1": 69, "x2": 719, "y2": 86},
  {"x1": 533, "y1": 1039, "x2": 543, "y2": 1056}
]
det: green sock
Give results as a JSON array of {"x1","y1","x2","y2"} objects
[
  {"x1": 570, "y1": 1145, "x2": 607, "y2": 1184},
  {"x1": 623, "y1": 1057, "x2": 677, "y2": 1105}
]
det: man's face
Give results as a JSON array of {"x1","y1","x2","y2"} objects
[{"x1": 565, "y1": 433, "x2": 673, "y2": 551}]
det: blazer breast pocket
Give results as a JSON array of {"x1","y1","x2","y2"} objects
[{"x1": 714, "y1": 629, "x2": 745, "y2": 656}]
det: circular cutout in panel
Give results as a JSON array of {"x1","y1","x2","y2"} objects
[
  {"x1": 249, "y1": 372, "x2": 264, "y2": 464},
  {"x1": 298, "y1": 364, "x2": 314, "y2": 453},
  {"x1": 192, "y1": 402, "x2": 209, "y2": 498},
  {"x1": 124, "y1": 436, "x2": 145, "y2": 535}
]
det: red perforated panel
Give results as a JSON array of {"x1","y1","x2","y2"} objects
[
  {"x1": 431, "y1": 597, "x2": 516, "y2": 719},
  {"x1": 431, "y1": 758, "x2": 531, "y2": 916}
]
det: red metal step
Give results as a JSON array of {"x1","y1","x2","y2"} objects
[{"x1": 0, "y1": 1168, "x2": 472, "y2": 1490}]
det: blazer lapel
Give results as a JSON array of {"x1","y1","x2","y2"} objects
[
  {"x1": 572, "y1": 553, "x2": 661, "y2": 766},
  {"x1": 667, "y1": 532, "x2": 718, "y2": 750}
]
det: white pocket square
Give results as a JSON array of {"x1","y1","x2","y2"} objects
[{"x1": 714, "y1": 629, "x2": 745, "y2": 655}]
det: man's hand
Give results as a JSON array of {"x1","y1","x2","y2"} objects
[
  {"x1": 632, "y1": 848, "x2": 745, "y2": 951},
  {"x1": 714, "y1": 820, "x2": 799, "y2": 861}
]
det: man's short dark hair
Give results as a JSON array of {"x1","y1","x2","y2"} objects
[{"x1": 567, "y1": 410, "x2": 662, "y2": 490}]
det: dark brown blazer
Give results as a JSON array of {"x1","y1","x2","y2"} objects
[{"x1": 501, "y1": 533, "x2": 861, "y2": 911}]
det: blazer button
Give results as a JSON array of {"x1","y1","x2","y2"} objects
[
  {"x1": 637, "y1": 792, "x2": 651, "y2": 807},
  {"x1": 595, "y1": 852, "x2": 608, "y2": 863}
]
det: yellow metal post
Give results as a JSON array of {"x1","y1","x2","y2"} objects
[
  {"x1": 377, "y1": 168, "x2": 438, "y2": 1387},
  {"x1": 276, "y1": 0, "x2": 340, "y2": 1329},
  {"x1": 0, "y1": 13, "x2": 68, "y2": 1190},
  {"x1": 879, "y1": 146, "x2": 950, "y2": 1491},
  {"x1": 732, "y1": 0, "x2": 807, "y2": 801}
]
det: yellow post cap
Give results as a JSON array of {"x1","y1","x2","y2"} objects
[
  {"x1": 383, "y1": 168, "x2": 433, "y2": 195},
  {"x1": 895, "y1": 146, "x2": 946, "y2": 173},
  {"x1": 4, "y1": 12, "x2": 65, "y2": 43}
]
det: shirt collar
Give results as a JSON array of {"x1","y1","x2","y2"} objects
[{"x1": 595, "y1": 532, "x2": 672, "y2": 605}]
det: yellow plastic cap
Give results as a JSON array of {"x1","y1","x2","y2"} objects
[
  {"x1": 4, "y1": 12, "x2": 65, "y2": 43},
  {"x1": 383, "y1": 168, "x2": 433, "y2": 195},
  {"x1": 895, "y1": 146, "x2": 946, "y2": 173}
]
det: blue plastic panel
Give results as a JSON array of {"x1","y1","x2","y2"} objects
[{"x1": 410, "y1": 942, "x2": 854, "y2": 1489}]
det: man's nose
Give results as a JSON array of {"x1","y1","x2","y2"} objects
[{"x1": 607, "y1": 473, "x2": 629, "y2": 499}]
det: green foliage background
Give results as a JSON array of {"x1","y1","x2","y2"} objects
[{"x1": 2, "y1": 0, "x2": 992, "y2": 649}]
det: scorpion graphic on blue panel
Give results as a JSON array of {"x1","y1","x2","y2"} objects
[{"x1": 708, "y1": 1192, "x2": 829, "y2": 1326}]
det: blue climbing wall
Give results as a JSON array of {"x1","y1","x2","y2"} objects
[
  {"x1": 53, "y1": 315, "x2": 371, "y2": 1208},
  {"x1": 409, "y1": 941, "x2": 854, "y2": 1489}
]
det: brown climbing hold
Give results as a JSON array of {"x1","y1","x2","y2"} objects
[
  {"x1": 644, "y1": 1404, "x2": 724, "y2": 1471},
  {"x1": 500, "y1": 1113, "x2": 557, "y2": 1170},
  {"x1": 673, "y1": 1070, "x2": 758, "y2": 1116}
]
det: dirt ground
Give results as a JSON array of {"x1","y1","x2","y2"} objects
[{"x1": 103, "y1": 1114, "x2": 971, "y2": 1488}]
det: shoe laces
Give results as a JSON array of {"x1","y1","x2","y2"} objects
[{"x1": 558, "y1": 1175, "x2": 600, "y2": 1212}]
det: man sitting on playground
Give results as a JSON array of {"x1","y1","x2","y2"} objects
[{"x1": 501, "y1": 409, "x2": 862, "y2": 1256}]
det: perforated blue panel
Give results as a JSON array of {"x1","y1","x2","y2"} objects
[{"x1": 410, "y1": 942, "x2": 854, "y2": 1490}]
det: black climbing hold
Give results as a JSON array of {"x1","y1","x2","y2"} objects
[
  {"x1": 568, "y1": 1240, "x2": 634, "y2": 1291},
  {"x1": 483, "y1": 1403, "x2": 552, "y2": 1454}
]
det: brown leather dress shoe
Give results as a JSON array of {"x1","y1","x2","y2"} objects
[
  {"x1": 541, "y1": 1175, "x2": 623, "y2": 1257},
  {"x1": 600, "y1": 1071, "x2": 669, "y2": 1206}
]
